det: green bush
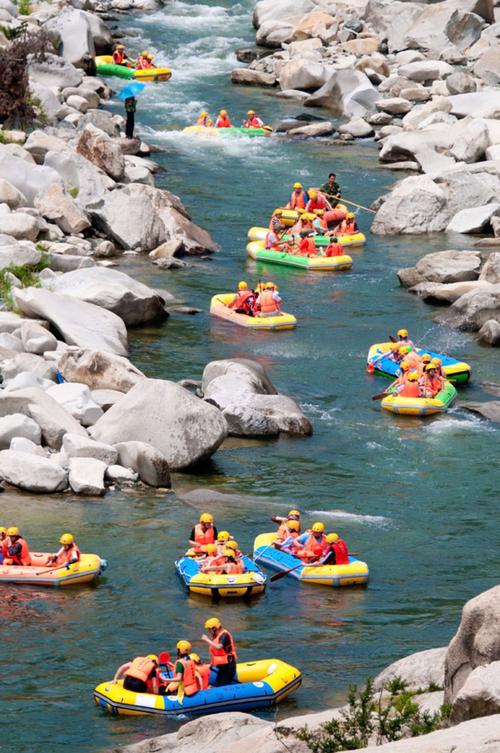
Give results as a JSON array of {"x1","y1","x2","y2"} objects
[
  {"x1": 17, "y1": 0, "x2": 31, "y2": 15},
  {"x1": 0, "y1": 258, "x2": 48, "y2": 312}
]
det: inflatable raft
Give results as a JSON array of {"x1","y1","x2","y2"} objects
[
  {"x1": 367, "y1": 342, "x2": 471, "y2": 384},
  {"x1": 270, "y1": 206, "x2": 349, "y2": 227},
  {"x1": 381, "y1": 380, "x2": 457, "y2": 416},
  {"x1": 183, "y1": 125, "x2": 272, "y2": 137},
  {"x1": 247, "y1": 226, "x2": 366, "y2": 248},
  {"x1": 0, "y1": 553, "x2": 106, "y2": 587},
  {"x1": 210, "y1": 293, "x2": 296, "y2": 331},
  {"x1": 95, "y1": 56, "x2": 172, "y2": 82},
  {"x1": 175, "y1": 554, "x2": 267, "y2": 599},
  {"x1": 253, "y1": 533, "x2": 369, "y2": 587},
  {"x1": 246, "y1": 241, "x2": 353, "y2": 271},
  {"x1": 94, "y1": 658, "x2": 302, "y2": 717}
]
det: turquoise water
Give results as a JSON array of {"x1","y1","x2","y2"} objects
[{"x1": 3, "y1": 2, "x2": 500, "y2": 752}]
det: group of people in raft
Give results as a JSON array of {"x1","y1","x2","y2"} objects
[
  {"x1": 0, "y1": 528, "x2": 80, "y2": 566},
  {"x1": 266, "y1": 175, "x2": 359, "y2": 259},
  {"x1": 380, "y1": 329, "x2": 447, "y2": 399},
  {"x1": 112, "y1": 43, "x2": 157, "y2": 70},
  {"x1": 227, "y1": 280, "x2": 283, "y2": 318},
  {"x1": 194, "y1": 109, "x2": 265, "y2": 128}
]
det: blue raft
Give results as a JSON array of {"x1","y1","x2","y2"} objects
[{"x1": 175, "y1": 554, "x2": 267, "y2": 599}]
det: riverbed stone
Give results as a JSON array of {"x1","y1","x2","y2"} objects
[
  {"x1": 19, "y1": 321, "x2": 58, "y2": 355},
  {"x1": 437, "y1": 284, "x2": 500, "y2": 331},
  {"x1": 76, "y1": 124, "x2": 125, "y2": 181},
  {"x1": 231, "y1": 68, "x2": 277, "y2": 86},
  {"x1": 415, "y1": 250, "x2": 482, "y2": 283},
  {"x1": 34, "y1": 183, "x2": 90, "y2": 235},
  {"x1": 68, "y1": 456, "x2": 106, "y2": 496},
  {"x1": 0, "y1": 206, "x2": 40, "y2": 242},
  {"x1": 58, "y1": 349, "x2": 144, "y2": 392},
  {"x1": 374, "y1": 646, "x2": 446, "y2": 691},
  {"x1": 376, "y1": 97, "x2": 412, "y2": 114},
  {"x1": 0, "y1": 449, "x2": 67, "y2": 492},
  {"x1": 451, "y1": 662, "x2": 500, "y2": 722},
  {"x1": 62, "y1": 432, "x2": 117, "y2": 465},
  {"x1": 114, "y1": 440, "x2": 170, "y2": 486},
  {"x1": 46, "y1": 383, "x2": 104, "y2": 426},
  {"x1": 447, "y1": 204, "x2": 500, "y2": 234},
  {"x1": 105, "y1": 463, "x2": 139, "y2": 483},
  {"x1": 0, "y1": 413, "x2": 41, "y2": 448}
]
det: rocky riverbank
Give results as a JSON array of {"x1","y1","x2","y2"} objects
[
  {"x1": 0, "y1": 0, "x2": 312, "y2": 497},
  {"x1": 114, "y1": 585, "x2": 500, "y2": 753}
]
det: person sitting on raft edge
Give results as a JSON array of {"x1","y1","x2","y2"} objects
[
  {"x1": 244, "y1": 110, "x2": 264, "y2": 128},
  {"x1": 112, "y1": 43, "x2": 133, "y2": 67}
]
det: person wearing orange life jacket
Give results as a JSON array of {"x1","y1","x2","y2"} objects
[
  {"x1": 115, "y1": 654, "x2": 159, "y2": 693},
  {"x1": 215, "y1": 109, "x2": 233, "y2": 128},
  {"x1": 339, "y1": 212, "x2": 358, "y2": 235},
  {"x1": 275, "y1": 519, "x2": 301, "y2": 555},
  {"x1": 0, "y1": 527, "x2": 9, "y2": 563},
  {"x1": 397, "y1": 370, "x2": 421, "y2": 398},
  {"x1": 222, "y1": 548, "x2": 245, "y2": 575},
  {"x1": 296, "y1": 232, "x2": 317, "y2": 257},
  {"x1": 290, "y1": 212, "x2": 315, "y2": 236},
  {"x1": 228, "y1": 280, "x2": 256, "y2": 316},
  {"x1": 46, "y1": 532, "x2": 81, "y2": 567},
  {"x1": 273, "y1": 509, "x2": 301, "y2": 541},
  {"x1": 166, "y1": 641, "x2": 200, "y2": 696},
  {"x1": 190, "y1": 513, "x2": 217, "y2": 550},
  {"x1": 215, "y1": 530, "x2": 231, "y2": 555},
  {"x1": 322, "y1": 532, "x2": 350, "y2": 565},
  {"x1": 201, "y1": 617, "x2": 238, "y2": 687},
  {"x1": 190, "y1": 653, "x2": 211, "y2": 690},
  {"x1": 265, "y1": 218, "x2": 287, "y2": 250},
  {"x1": 144, "y1": 52, "x2": 155, "y2": 69},
  {"x1": 256, "y1": 282, "x2": 282, "y2": 317},
  {"x1": 112, "y1": 44, "x2": 132, "y2": 67},
  {"x1": 430, "y1": 357, "x2": 444, "y2": 378},
  {"x1": 4, "y1": 527, "x2": 31, "y2": 566},
  {"x1": 417, "y1": 353, "x2": 431, "y2": 375},
  {"x1": 420, "y1": 364, "x2": 444, "y2": 398},
  {"x1": 397, "y1": 328, "x2": 414, "y2": 348},
  {"x1": 135, "y1": 51, "x2": 150, "y2": 70},
  {"x1": 287, "y1": 182, "x2": 308, "y2": 210},
  {"x1": 391, "y1": 359, "x2": 411, "y2": 389},
  {"x1": 305, "y1": 189, "x2": 332, "y2": 215},
  {"x1": 325, "y1": 236, "x2": 344, "y2": 257},
  {"x1": 244, "y1": 110, "x2": 264, "y2": 128},
  {"x1": 399, "y1": 344, "x2": 421, "y2": 371},
  {"x1": 295, "y1": 522, "x2": 329, "y2": 563},
  {"x1": 196, "y1": 110, "x2": 213, "y2": 127}
]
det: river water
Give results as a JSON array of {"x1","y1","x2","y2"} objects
[{"x1": 3, "y1": 2, "x2": 500, "y2": 752}]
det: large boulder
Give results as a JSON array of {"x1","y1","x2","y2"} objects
[
  {"x1": 447, "y1": 204, "x2": 500, "y2": 234},
  {"x1": 58, "y1": 349, "x2": 144, "y2": 392},
  {"x1": 76, "y1": 124, "x2": 125, "y2": 181},
  {"x1": 451, "y1": 662, "x2": 500, "y2": 722},
  {"x1": 13, "y1": 288, "x2": 128, "y2": 356},
  {"x1": 46, "y1": 383, "x2": 103, "y2": 426},
  {"x1": 28, "y1": 54, "x2": 83, "y2": 89},
  {"x1": 0, "y1": 178, "x2": 26, "y2": 209},
  {"x1": 445, "y1": 586, "x2": 500, "y2": 709},
  {"x1": 398, "y1": 60, "x2": 454, "y2": 82},
  {"x1": 68, "y1": 457, "x2": 106, "y2": 496},
  {"x1": 278, "y1": 59, "x2": 329, "y2": 91},
  {"x1": 473, "y1": 43, "x2": 500, "y2": 86},
  {"x1": 415, "y1": 250, "x2": 482, "y2": 283},
  {"x1": 0, "y1": 151, "x2": 63, "y2": 205},
  {"x1": 115, "y1": 440, "x2": 170, "y2": 486},
  {"x1": 0, "y1": 449, "x2": 67, "y2": 492},
  {"x1": 372, "y1": 175, "x2": 447, "y2": 235},
  {"x1": 44, "y1": 149, "x2": 114, "y2": 210},
  {"x1": 19, "y1": 321, "x2": 58, "y2": 355},
  {"x1": 0, "y1": 236, "x2": 41, "y2": 270},
  {"x1": 478, "y1": 319, "x2": 500, "y2": 345},
  {"x1": 374, "y1": 647, "x2": 447, "y2": 691},
  {"x1": 82, "y1": 10, "x2": 113, "y2": 54},
  {"x1": 0, "y1": 205, "x2": 40, "y2": 242},
  {"x1": 304, "y1": 69, "x2": 378, "y2": 116},
  {"x1": 402, "y1": 3, "x2": 485, "y2": 55},
  {"x1": 479, "y1": 252, "x2": 500, "y2": 283},
  {"x1": 0, "y1": 413, "x2": 41, "y2": 448},
  {"x1": 34, "y1": 183, "x2": 90, "y2": 235},
  {"x1": 44, "y1": 7, "x2": 95, "y2": 67},
  {"x1": 462, "y1": 400, "x2": 500, "y2": 419},
  {"x1": 363, "y1": 0, "x2": 424, "y2": 53},
  {"x1": 436, "y1": 284, "x2": 500, "y2": 331},
  {"x1": 43, "y1": 267, "x2": 167, "y2": 325},
  {"x1": 90, "y1": 379, "x2": 228, "y2": 470}
]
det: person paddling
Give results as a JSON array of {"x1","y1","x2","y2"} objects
[
  {"x1": 46, "y1": 533, "x2": 81, "y2": 567},
  {"x1": 4, "y1": 527, "x2": 31, "y2": 566}
]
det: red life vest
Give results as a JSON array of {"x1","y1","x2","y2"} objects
[
  {"x1": 8, "y1": 537, "x2": 31, "y2": 566},
  {"x1": 307, "y1": 195, "x2": 327, "y2": 213},
  {"x1": 230, "y1": 290, "x2": 254, "y2": 314},
  {"x1": 216, "y1": 116, "x2": 231, "y2": 128},
  {"x1": 193, "y1": 524, "x2": 215, "y2": 546},
  {"x1": 322, "y1": 210, "x2": 345, "y2": 227},
  {"x1": 333, "y1": 539, "x2": 349, "y2": 565},
  {"x1": 259, "y1": 289, "x2": 279, "y2": 313},
  {"x1": 245, "y1": 116, "x2": 263, "y2": 128},
  {"x1": 209, "y1": 629, "x2": 237, "y2": 666},
  {"x1": 298, "y1": 237, "x2": 316, "y2": 256},
  {"x1": 326, "y1": 242, "x2": 343, "y2": 257},
  {"x1": 225, "y1": 561, "x2": 244, "y2": 574},
  {"x1": 125, "y1": 657, "x2": 155, "y2": 684},
  {"x1": 399, "y1": 381, "x2": 421, "y2": 398},
  {"x1": 290, "y1": 191, "x2": 306, "y2": 210},
  {"x1": 181, "y1": 657, "x2": 199, "y2": 696},
  {"x1": 423, "y1": 375, "x2": 442, "y2": 397},
  {"x1": 113, "y1": 50, "x2": 125, "y2": 64}
]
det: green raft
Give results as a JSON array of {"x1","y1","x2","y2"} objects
[
  {"x1": 183, "y1": 125, "x2": 272, "y2": 137},
  {"x1": 95, "y1": 56, "x2": 172, "y2": 82}
]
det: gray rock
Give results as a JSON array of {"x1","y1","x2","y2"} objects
[
  {"x1": 451, "y1": 662, "x2": 500, "y2": 723},
  {"x1": 449, "y1": 90, "x2": 500, "y2": 119},
  {"x1": 278, "y1": 58, "x2": 328, "y2": 91},
  {"x1": 81, "y1": 10, "x2": 112, "y2": 54},
  {"x1": 286, "y1": 121, "x2": 334, "y2": 137},
  {"x1": 46, "y1": 383, "x2": 103, "y2": 426},
  {"x1": 90, "y1": 388, "x2": 124, "y2": 410},
  {"x1": 0, "y1": 178, "x2": 26, "y2": 209},
  {"x1": 115, "y1": 440, "x2": 170, "y2": 486},
  {"x1": 375, "y1": 97, "x2": 412, "y2": 114},
  {"x1": 90, "y1": 379, "x2": 228, "y2": 470},
  {"x1": 364, "y1": 0, "x2": 423, "y2": 54},
  {"x1": 372, "y1": 175, "x2": 447, "y2": 235},
  {"x1": 415, "y1": 250, "x2": 482, "y2": 283},
  {"x1": 338, "y1": 117, "x2": 374, "y2": 137},
  {"x1": 105, "y1": 463, "x2": 139, "y2": 483},
  {"x1": 230, "y1": 68, "x2": 276, "y2": 86},
  {"x1": 58, "y1": 349, "x2": 144, "y2": 392},
  {"x1": 0, "y1": 151, "x2": 63, "y2": 205},
  {"x1": 411, "y1": 280, "x2": 491, "y2": 305},
  {"x1": 76, "y1": 124, "x2": 125, "y2": 181},
  {"x1": 398, "y1": 60, "x2": 453, "y2": 82},
  {"x1": 24, "y1": 130, "x2": 69, "y2": 164},
  {"x1": 479, "y1": 252, "x2": 500, "y2": 283},
  {"x1": 473, "y1": 43, "x2": 500, "y2": 86},
  {"x1": 2, "y1": 353, "x2": 57, "y2": 383},
  {"x1": 13, "y1": 288, "x2": 128, "y2": 356},
  {"x1": 447, "y1": 204, "x2": 500, "y2": 234},
  {"x1": 34, "y1": 183, "x2": 90, "y2": 235},
  {"x1": 44, "y1": 7, "x2": 95, "y2": 68},
  {"x1": 374, "y1": 647, "x2": 446, "y2": 692},
  {"x1": 477, "y1": 319, "x2": 500, "y2": 345},
  {"x1": 68, "y1": 456, "x2": 106, "y2": 496},
  {"x1": 304, "y1": 69, "x2": 379, "y2": 117},
  {"x1": 0, "y1": 413, "x2": 41, "y2": 448},
  {"x1": 62, "y1": 432, "x2": 117, "y2": 465},
  {"x1": 46, "y1": 253, "x2": 95, "y2": 273},
  {"x1": 437, "y1": 284, "x2": 500, "y2": 331},
  {"x1": 397, "y1": 267, "x2": 425, "y2": 288},
  {"x1": 28, "y1": 54, "x2": 83, "y2": 89},
  {"x1": 450, "y1": 119, "x2": 490, "y2": 163},
  {"x1": 463, "y1": 399, "x2": 500, "y2": 419},
  {"x1": 402, "y1": 3, "x2": 484, "y2": 56},
  {"x1": 447, "y1": 71, "x2": 477, "y2": 95},
  {"x1": 78, "y1": 109, "x2": 120, "y2": 137},
  {"x1": 0, "y1": 449, "x2": 67, "y2": 492}
]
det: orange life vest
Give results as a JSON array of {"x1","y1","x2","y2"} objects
[
  {"x1": 326, "y1": 242, "x2": 343, "y2": 257},
  {"x1": 125, "y1": 657, "x2": 155, "y2": 683},
  {"x1": 399, "y1": 381, "x2": 421, "y2": 398},
  {"x1": 307, "y1": 195, "x2": 327, "y2": 213},
  {"x1": 193, "y1": 524, "x2": 215, "y2": 546},
  {"x1": 259, "y1": 289, "x2": 279, "y2": 313},
  {"x1": 245, "y1": 116, "x2": 263, "y2": 128},
  {"x1": 298, "y1": 237, "x2": 316, "y2": 256},
  {"x1": 230, "y1": 290, "x2": 254, "y2": 312},
  {"x1": 1, "y1": 537, "x2": 9, "y2": 558},
  {"x1": 113, "y1": 50, "x2": 126, "y2": 64},
  {"x1": 7, "y1": 537, "x2": 31, "y2": 566},
  {"x1": 225, "y1": 561, "x2": 244, "y2": 574},
  {"x1": 196, "y1": 662, "x2": 210, "y2": 690},
  {"x1": 56, "y1": 544, "x2": 81, "y2": 566},
  {"x1": 209, "y1": 629, "x2": 237, "y2": 666},
  {"x1": 423, "y1": 375, "x2": 442, "y2": 397},
  {"x1": 290, "y1": 191, "x2": 306, "y2": 210},
  {"x1": 180, "y1": 657, "x2": 199, "y2": 696},
  {"x1": 303, "y1": 533, "x2": 327, "y2": 559}
]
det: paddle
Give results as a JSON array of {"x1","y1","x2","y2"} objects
[
  {"x1": 33, "y1": 562, "x2": 72, "y2": 576},
  {"x1": 372, "y1": 390, "x2": 391, "y2": 401},
  {"x1": 311, "y1": 191, "x2": 376, "y2": 214},
  {"x1": 270, "y1": 563, "x2": 303, "y2": 582},
  {"x1": 389, "y1": 335, "x2": 397, "y2": 342}
]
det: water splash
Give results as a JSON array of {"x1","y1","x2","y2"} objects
[{"x1": 307, "y1": 509, "x2": 392, "y2": 527}]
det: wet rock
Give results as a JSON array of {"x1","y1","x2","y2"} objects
[
  {"x1": 90, "y1": 379, "x2": 228, "y2": 470},
  {"x1": 0, "y1": 413, "x2": 41, "y2": 448},
  {"x1": 69, "y1": 457, "x2": 106, "y2": 496},
  {"x1": 374, "y1": 647, "x2": 446, "y2": 691},
  {"x1": 446, "y1": 204, "x2": 500, "y2": 234},
  {"x1": 46, "y1": 383, "x2": 103, "y2": 426},
  {"x1": 0, "y1": 450, "x2": 67, "y2": 492},
  {"x1": 463, "y1": 399, "x2": 500, "y2": 418},
  {"x1": 58, "y1": 350, "x2": 145, "y2": 392},
  {"x1": 231, "y1": 68, "x2": 277, "y2": 86},
  {"x1": 410, "y1": 280, "x2": 490, "y2": 305},
  {"x1": 13, "y1": 288, "x2": 128, "y2": 356},
  {"x1": 114, "y1": 440, "x2": 170, "y2": 486},
  {"x1": 76, "y1": 124, "x2": 125, "y2": 181},
  {"x1": 62, "y1": 432, "x2": 117, "y2": 465}
]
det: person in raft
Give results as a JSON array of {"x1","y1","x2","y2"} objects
[
  {"x1": 294, "y1": 522, "x2": 329, "y2": 563},
  {"x1": 244, "y1": 109, "x2": 263, "y2": 128},
  {"x1": 166, "y1": 641, "x2": 202, "y2": 697},
  {"x1": 46, "y1": 533, "x2": 81, "y2": 567},
  {"x1": 397, "y1": 328, "x2": 414, "y2": 347},
  {"x1": 287, "y1": 182, "x2": 308, "y2": 210},
  {"x1": 255, "y1": 282, "x2": 282, "y2": 317},
  {"x1": 419, "y1": 363, "x2": 444, "y2": 398},
  {"x1": 114, "y1": 654, "x2": 160, "y2": 693},
  {"x1": 3, "y1": 527, "x2": 31, "y2": 566},
  {"x1": 228, "y1": 281, "x2": 256, "y2": 316},
  {"x1": 265, "y1": 218, "x2": 288, "y2": 250},
  {"x1": 321, "y1": 532, "x2": 350, "y2": 565},
  {"x1": 0, "y1": 526, "x2": 10, "y2": 563},
  {"x1": 196, "y1": 110, "x2": 213, "y2": 127},
  {"x1": 112, "y1": 43, "x2": 132, "y2": 67},
  {"x1": 272, "y1": 509, "x2": 302, "y2": 540},
  {"x1": 320, "y1": 173, "x2": 342, "y2": 207},
  {"x1": 215, "y1": 109, "x2": 233, "y2": 128},
  {"x1": 274, "y1": 519, "x2": 301, "y2": 554},
  {"x1": 201, "y1": 617, "x2": 238, "y2": 687},
  {"x1": 190, "y1": 512, "x2": 218, "y2": 551},
  {"x1": 136, "y1": 51, "x2": 154, "y2": 70},
  {"x1": 305, "y1": 188, "x2": 332, "y2": 215},
  {"x1": 324, "y1": 236, "x2": 344, "y2": 257}
]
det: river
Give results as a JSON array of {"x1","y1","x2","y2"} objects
[{"x1": 2, "y1": 2, "x2": 500, "y2": 752}]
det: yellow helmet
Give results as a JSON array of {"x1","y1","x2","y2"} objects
[
  {"x1": 238, "y1": 281, "x2": 248, "y2": 291},
  {"x1": 200, "y1": 110, "x2": 208, "y2": 117},
  {"x1": 147, "y1": 654, "x2": 158, "y2": 662},
  {"x1": 226, "y1": 540, "x2": 238, "y2": 551},
  {"x1": 293, "y1": 182, "x2": 303, "y2": 189},
  {"x1": 400, "y1": 360, "x2": 410, "y2": 371},
  {"x1": 425, "y1": 363, "x2": 436, "y2": 372},
  {"x1": 205, "y1": 543, "x2": 217, "y2": 555},
  {"x1": 397, "y1": 328, "x2": 409, "y2": 337},
  {"x1": 217, "y1": 530, "x2": 230, "y2": 541},
  {"x1": 204, "y1": 617, "x2": 221, "y2": 630},
  {"x1": 308, "y1": 189, "x2": 318, "y2": 199},
  {"x1": 220, "y1": 109, "x2": 227, "y2": 116},
  {"x1": 146, "y1": 53, "x2": 154, "y2": 60},
  {"x1": 431, "y1": 358, "x2": 442, "y2": 366},
  {"x1": 189, "y1": 653, "x2": 201, "y2": 662},
  {"x1": 140, "y1": 50, "x2": 148, "y2": 56},
  {"x1": 59, "y1": 533, "x2": 74, "y2": 545},
  {"x1": 199, "y1": 513, "x2": 213, "y2": 524},
  {"x1": 422, "y1": 354, "x2": 431, "y2": 363},
  {"x1": 176, "y1": 640, "x2": 192, "y2": 654},
  {"x1": 312, "y1": 522, "x2": 325, "y2": 533},
  {"x1": 223, "y1": 548, "x2": 236, "y2": 557},
  {"x1": 288, "y1": 509, "x2": 300, "y2": 518},
  {"x1": 408, "y1": 371, "x2": 419, "y2": 381},
  {"x1": 247, "y1": 109, "x2": 255, "y2": 115},
  {"x1": 7, "y1": 527, "x2": 19, "y2": 537},
  {"x1": 326, "y1": 533, "x2": 339, "y2": 544},
  {"x1": 287, "y1": 520, "x2": 300, "y2": 532},
  {"x1": 398, "y1": 344, "x2": 408, "y2": 353},
  {"x1": 0, "y1": 527, "x2": 7, "y2": 535},
  {"x1": 268, "y1": 282, "x2": 276, "y2": 289},
  {"x1": 391, "y1": 343, "x2": 400, "y2": 352},
  {"x1": 347, "y1": 212, "x2": 355, "y2": 219},
  {"x1": 265, "y1": 282, "x2": 274, "y2": 289}
]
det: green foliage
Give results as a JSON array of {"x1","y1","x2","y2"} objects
[
  {"x1": 68, "y1": 186, "x2": 79, "y2": 199},
  {"x1": 0, "y1": 20, "x2": 28, "y2": 40},
  {"x1": 293, "y1": 676, "x2": 447, "y2": 753},
  {"x1": 0, "y1": 131, "x2": 4, "y2": 144},
  {"x1": 17, "y1": 0, "x2": 31, "y2": 15},
  {"x1": 0, "y1": 27, "x2": 51, "y2": 127},
  {"x1": 0, "y1": 258, "x2": 48, "y2": 311}
]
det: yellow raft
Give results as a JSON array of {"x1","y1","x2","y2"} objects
[
  {"x1": 246, "y1": 240, "x2": 353, "y2": 271},
  {"x1": 210, "y1": 293, "x2": 296, "y2": 331},
  {"x1": 95, "y1": 55, "x2": 172, "y2": 82},
  {"x1": 0, "y1": 553, "x2": 105, "y2": 587},
  {"x1": 175, "y1": 553, "x2": 267, "y2": 599},
  {"x1": 94, "y1": 658, "x2": 302, "y2": 717}
]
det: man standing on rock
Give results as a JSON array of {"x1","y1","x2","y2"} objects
[
  {"x1": 320, "y1": 173, "x2": 342, "y2": 207},
  {"x1": 124, "y1": 96, "x2": 137, "y2": 140}
]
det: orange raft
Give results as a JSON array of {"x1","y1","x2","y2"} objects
[{"x1": 0, "y1": 553, "x2": 106, "y2": 587}]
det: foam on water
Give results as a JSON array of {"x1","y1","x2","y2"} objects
[
  {"x1": 425, "y1": 412, "x2": 497, "y2": 436},
  {"x1": 301, "y1": 402, "x2": 339, "y2": 421},
  {"x1": 307, "y1": 508, "x2": 392, "y2": 527},
  {"x1": 139, "y1": 1, "x2": 248, "y2": 32}
]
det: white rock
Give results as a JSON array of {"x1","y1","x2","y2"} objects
[
  {"x1": 105, "y1": 463, "x2": 138, "y2": 483},
  {"x1": 90, "y1": 388, "x2": 124, "y2": 410},
  {"x1": 376, "y1": 97, "x2": 412, "y2": 114},
  {"x1": 372, "y1": 175, "x2": 447, "y2": 234},
  {"x1": 114, "y1": 440, "x2": 170, "y2": 486},
  {"x1": 479, "y1": 252, "x2": 500, "y2": 283},
  {"x1": 58, "y1": 349, "x2": 144, "y2": 392},
  {"x1": 304, "y1": 68, "x2": 379, "y2": 116},
  {"x1": 19, "y1": 320, "x2": 58, "y2": 355},
  {"x1": 0, "y1": 178, "x2": 26, "y2": 209},
  {"x1": 0, "y1": 151, "x2": 63, "y2": 205},
  {"x1": 76, "y1": 124, "x2": 124, "y2": 181},
  {"x1": 0, "y1": 235, "x2": 41, "y2": 270},
  {"x1": 450, "y1": 118, "x2": 490, "y2": 163},
  {"x1": 62, "y1": 432, "x2": 117, "y2": 465},
  {"x1": 28, "y1": 53, "x2": 83, "y2": 89},
  {"x1": 415, "y1": 250, "x2": 482, "y2": 283},
  {"x1": 446, "y1": 203, "x2": 500, "y2": 234},
  {"x1": 68, "y1": 456, "x2": 106, "y2": 496},
  {"x1": 451, "y1": 661, "x2": 500, "y2": 722},
  {"x1": 44, "y1": 7, "x2": 95, "y2": 67},
  {"x1": 0, "y1": 413, "x2": 41, "y2": 448},
  {"x1": 374, "y1": 647, "x2": 446, "y2": 691},
  {"x1": 0, "y1": 449, "x2": 67, "y2": 492},
  {"x1": 398, "y1": 60, "x2": 453, "y2": 82},
  {"x1": 0, "y1": 333, "x2": 23, "y2": 352},
  {"x1": 44, "y1": 149, "x2": 114, "y2": 210},
  {"x1": 9, "y1": 436, "x2": 47, "y2": 456},
  {"x1": 35, "y1": 183, "x2": 90, "y2": 235},
  {"x1": 24, "y1": 130, "x2": 69, "y2": 164},
  {"x1": 338, "y1": 117, "x2": 374, "y2": 137},
  {"x1": 278, "y1": 58, "x2": 328, "y2": 91},
  {"x1": 2, "y1": 355, "x2": 57, "y2": 383},
  {"x1": 0, "y1": 205, "x2": 40, "y2": 242},
  {"x1": 46, "y1": 383, "x2": 104, "y2": 426}
]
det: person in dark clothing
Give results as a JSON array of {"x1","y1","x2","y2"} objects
[
  {"x1": 320, "y1": 173, "x2": 341, "y2": 207},
  {"x1": 202, "y1": 617, "x2": 237, "y2": 687},
  {"x1": 124, "y1": 96, "x2": 136, "y2": 139}
]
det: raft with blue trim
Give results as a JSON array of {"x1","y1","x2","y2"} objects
[
  {"x1": 381, "y1": 380, "x2": 457, "y2": 416},
  {"x1": 183, "y1": 125, "x2": 272, "y2": 137},
  {"x1": 0, "y1": 553, "x2": 106, "y2": 587},
  {"x1": 175, "y1": 554, "x2": 267, "y2": 599},
  {"x1": 95, "y1": 55, "x2": 171, "y2": 82},
  {"x1": 367, "y1": 342, "x2": 471, "y2": 384},
  {"x1": 253, "y1": 533, "x2": 369, "y2": 587},
  {"x1": 210, "y1": 293, "x2": 296, "y2": 331},
  {"x1": 94, "y1": 658, "x2": 301, "y2": 717},
  {"x1": 246, "y1": 240, "x2": 353, "y2": 271},
  {"x1": 247, "y1": 226, "x2": 366, "y2": 248}
]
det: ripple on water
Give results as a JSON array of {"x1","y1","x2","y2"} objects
[
  {"x1": 306, "y1": 508, "x2": 392, "y2": 528},
  {"x1": 425, "y1": 412, "x2": 498, "y2": 436}
]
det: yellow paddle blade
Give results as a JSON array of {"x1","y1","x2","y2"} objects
[{"x1": 177, "y1": 682, "x2": 185, "y2": 704}]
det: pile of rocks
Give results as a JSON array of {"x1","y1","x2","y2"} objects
[{"x1": 398, "y1": 249, "x2": 500, "y2": 345}]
